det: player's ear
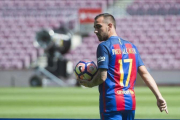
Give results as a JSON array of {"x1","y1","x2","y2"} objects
[{"x1": 108, "y1": 23, "x2": 112, "y2": 31}]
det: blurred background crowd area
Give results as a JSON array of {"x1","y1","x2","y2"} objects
[{"x1": 0, "y1": 0, "x2": 180, "y2": 87}]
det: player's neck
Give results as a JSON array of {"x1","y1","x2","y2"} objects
[{"x1": 108, "y1": 31, "x2": 118, "y2": 38}]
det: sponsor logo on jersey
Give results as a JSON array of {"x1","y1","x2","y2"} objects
[
  {"x1": 97, "y1": 56, "x2": 105, "y2": 63},
  {"x1": 112, "y1": 48, "x2": 137, "y2": 55},
  {"x1": 117, "y1": 90, "x2": 134, "y2": 95}
]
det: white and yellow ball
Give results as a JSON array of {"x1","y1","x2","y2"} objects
[{"x1": 74, "y1": 61, "x2": 97, "y2": 81}]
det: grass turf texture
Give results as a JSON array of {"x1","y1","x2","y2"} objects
[{"x1": 0, "y1": 87, "x2": 179, "y2": 119}]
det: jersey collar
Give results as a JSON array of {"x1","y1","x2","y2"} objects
[{"x1": 109, "y1": 36, "x2": 122, "y2": 45}]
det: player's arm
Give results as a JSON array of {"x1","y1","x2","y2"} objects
[
  {"x1": 138, "y1": 65, "x2": 168, "y2": 114},
  {"x1": 79, "y1": 43, "x2": 108, "y2": 87},
  {"x1": 79, "y1": 68, "x2": 107, "y2": 88}
]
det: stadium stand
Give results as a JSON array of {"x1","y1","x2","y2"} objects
[
  {"x1": 65, "y1": 0, "x2": 180, "y2": 70},
  {"x1": 65, "y1": 15, "x2": 180, "y2": 70},
  {"x1": 0, "y1": 0, "x2": 180, "y2": 71},
  {"x1": 0, "y1": 0, "x2": 107, "y2": 70},
  {"x1": 126, "y1": 0, "x2": 180, "y2": 15}
]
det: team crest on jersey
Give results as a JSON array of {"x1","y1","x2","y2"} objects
[{"x1": 97, "y1": 56, "x2": 105, "y2": 63}]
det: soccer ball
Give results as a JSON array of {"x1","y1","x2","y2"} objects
[{"x1": 74, "y1": 61, "x2": 97, "y2": 80}]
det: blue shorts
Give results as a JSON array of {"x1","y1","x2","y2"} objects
[{"x1": 100, "y1": 110, "x2": 135, "y2": 120}]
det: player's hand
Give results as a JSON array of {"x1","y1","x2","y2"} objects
[
  {"x1": 77, "y1": 79, "x2": 92, "y2": 87},
  {"x1": 157, "y1": 97, "x2": 168, "y2": 114}
]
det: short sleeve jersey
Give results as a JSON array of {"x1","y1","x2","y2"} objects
[{"x1": 96, "y1": 36, "x2": 144, "y2": 113}]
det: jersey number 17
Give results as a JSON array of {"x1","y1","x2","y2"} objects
[{"x1": 119, "y1": 59, "x2": 133, "y2": 87}]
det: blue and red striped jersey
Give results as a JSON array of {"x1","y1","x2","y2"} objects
[{"x1": 96, "y1": 36, "x2": 144, "y2": 113}]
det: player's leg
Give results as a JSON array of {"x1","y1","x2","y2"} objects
[
  {"x1": 121, "y1": 110, "x2": 135, "y2": 120},
  {"x1": 100, "y1": 111, "x2": 122, "y2": 120}
]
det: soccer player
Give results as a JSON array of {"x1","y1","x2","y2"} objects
[{"x1": 78, "y1": 13, "x2": 168, "y2": 120}]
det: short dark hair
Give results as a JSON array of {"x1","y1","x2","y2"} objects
[{"x1": 94, "y1": 13, "x2": 116, "y2": 29}]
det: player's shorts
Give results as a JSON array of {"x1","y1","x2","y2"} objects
[{"x1": 100, "y1": 110, "x2": 135, "y2": 120}]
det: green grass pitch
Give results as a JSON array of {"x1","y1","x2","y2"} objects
[{"x1": 0, "y1": 87, "x2": 179, "y2": 119}]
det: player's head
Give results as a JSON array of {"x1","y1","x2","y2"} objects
[{"x1": 94, "y1": 13, "x2": 116, "y2": 41}]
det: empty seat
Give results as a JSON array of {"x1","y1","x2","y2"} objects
[{"x1": 126, "y1": 0, "x2": 180, "y2": 15}]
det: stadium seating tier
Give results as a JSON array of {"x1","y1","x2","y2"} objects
[
  {"x1": 0, "y1": 0, "x2": 180, "y2": 70},
  {"x1": 65, "y1": 16, "x2": 180, "y2": 70}
]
